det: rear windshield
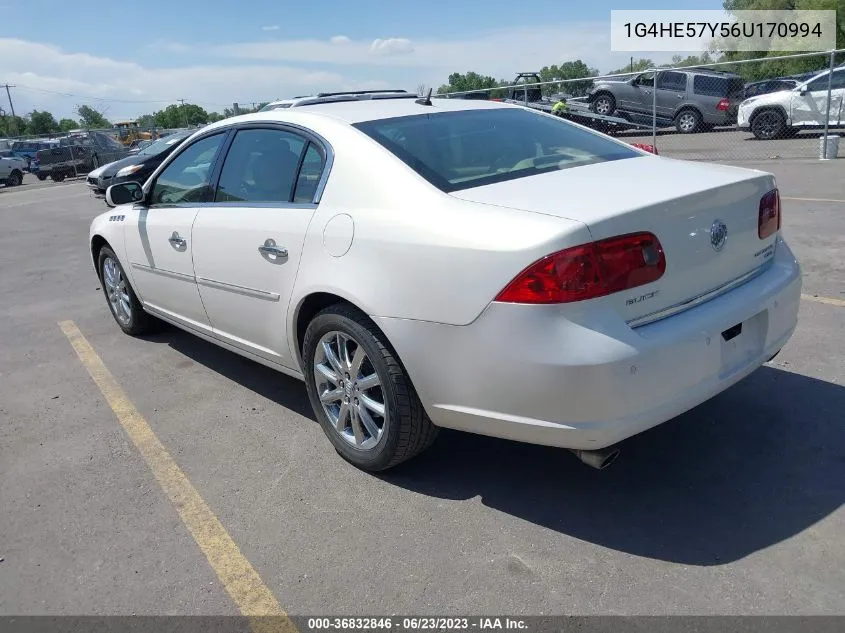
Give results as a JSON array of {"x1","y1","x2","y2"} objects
[
  {"x1": 693, "y1": 75, "x2": 744, "y2": 98},
  {"x1": 353, "y1": 108, "x2": 641, "y2": 193}
]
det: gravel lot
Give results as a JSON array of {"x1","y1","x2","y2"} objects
[{"x1": 1, "y1": 158, "x2": 843, "y2": 620}]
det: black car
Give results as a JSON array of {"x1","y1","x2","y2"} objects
[
  {"x1": 87, "y1": 130, "x2": 192, "y2": 197},
  {"x1": 741, "y1": 78, "x2": 800, "y2": 100}
]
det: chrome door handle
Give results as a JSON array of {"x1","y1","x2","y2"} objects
[
  {"x1": 168, "y1": 231, "x2": 186, "y2": 245},
  {"x1": 258, "y1": 244, "x2": 288, "y2": 257}
]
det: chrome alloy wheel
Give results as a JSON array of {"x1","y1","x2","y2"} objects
[
  {"x1": 103, "y1": 256, "x2": 132, "y2": 326},
  {"x1": 313, "y1": 331, "x2": 387, "y2": 450},
  {"x1": 678, "y1": 112, "x2": 697, "y2": 132},
  {"x1": 594, "y1": 96, "x2": 613, "y2": 115}
]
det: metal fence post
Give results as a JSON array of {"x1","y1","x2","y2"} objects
[
  {"x1": 821, "y1": 49, "x2": 835, "y2": 160},
  {"x1": 651, "y1": 68, "x2": 658, "y2": 150}
]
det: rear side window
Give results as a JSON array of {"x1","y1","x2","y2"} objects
[
  {"x1": 353, "y1": 108, "x2": 641, "y2": 193},
  {"x1": 694, "y1": 75, "x2": 744, "y2": 97},
  {"x1": 657, "y1": 71, "x2": 687, "y2": 91}
]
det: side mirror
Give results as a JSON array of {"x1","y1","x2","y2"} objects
[
  {"x1": 105, "y1": 181, "x2": 144, "y2": 208},
  {"x1": 798, "y1": 87, "x2": 808, "y2": 95}
]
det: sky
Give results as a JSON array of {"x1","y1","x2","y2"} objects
[{"x1": 1, "y1": 0, "x2": 723, "y2": 121}]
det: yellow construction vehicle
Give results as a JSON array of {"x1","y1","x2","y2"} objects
[{"x1": 113, "y1": 120, "x2": 153, "y2": 147}]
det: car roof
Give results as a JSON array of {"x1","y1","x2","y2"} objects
[{"x1": 232, "y1": 96, "x2": 515, "y2": 126}]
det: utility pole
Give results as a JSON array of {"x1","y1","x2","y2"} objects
[
  {"x1": 177, "y1": 98, "x2": 188, "y2": 127},
  {"x1": 3, "y1": 84, "x2": 17, "y2": 135}
]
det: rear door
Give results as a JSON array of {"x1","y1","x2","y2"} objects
[{"x1": 191, "y1": 125, "x2": 328, "y2": 369}]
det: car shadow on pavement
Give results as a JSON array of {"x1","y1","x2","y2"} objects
[
  {"x1": 149, "y1": 328, "x2": 844, "y2": 566},
  {"x1": 157, "y1": 327, "x2": 316, "y2": 421},
  {"x1": 380, "y1": 365, "x2": 845, "y2": 566}
]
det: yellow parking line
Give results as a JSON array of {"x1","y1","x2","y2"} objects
[
  {"x1": 802, "y1": 294, "x2": 845, "y2": 307},
  {"x1": 58, "y1": 320, "x2": 296, "y2": 633},
  {"x1": 782, "y1": 197, "x2": 845, "y2": 203}
]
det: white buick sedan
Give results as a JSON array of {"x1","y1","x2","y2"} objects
[{"x1": 90, "y1": 92, "x2": 801, "y2": 471}]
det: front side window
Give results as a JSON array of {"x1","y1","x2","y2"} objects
[
  {"x1": 150, "y1": 133, "x2": 226, "y2": 205},
  {"x1": 353, "y1": 108, "x2": 641, "y2": 193},
  {"x1": 214, "y1": 128, "x2": 307, "y2": 203},
  {"x1": 807, "y1": 70, "x2": 845, "y2": 92}
]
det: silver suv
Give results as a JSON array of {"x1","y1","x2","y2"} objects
[{"x1": 587, "y1": 69, "x2": 745, "y2": 133}]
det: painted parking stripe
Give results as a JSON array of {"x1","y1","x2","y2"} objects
[
  {"x1": 782, "y1": 197, "x2": 845, "y2": 204},
  {"x1": 58, "y1": 320, "x2": 296, "y2": 633},
  {"x1": 802, "y1": 294, "x2": 845, "y2": 307}
]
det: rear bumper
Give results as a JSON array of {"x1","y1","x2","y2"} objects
[{"x1": 376, "y1": 238, "x2": 801, "y2": 450}]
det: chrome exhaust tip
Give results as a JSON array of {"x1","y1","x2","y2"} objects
[{"x1": 570, "y1": 447, "x2": 621, "y2": 470}]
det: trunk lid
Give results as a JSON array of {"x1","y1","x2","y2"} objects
[{"x1": 451, "y1": 156, "x2": 779, "y2": 324}]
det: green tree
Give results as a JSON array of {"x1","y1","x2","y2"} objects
[
  {"x1": 538, "y1": 60, "x2": 600, "y2": 96},
  {"x1": 27, "y1": 110, "x2": 60, "y2": 135},
  {"x1": 719, "y1": 0, "x2": 844, "y2": 79},
  {"x1": 153, "y1": 103, "x2": 209, "y2": 128},
  {"x1": 59, "y1": 118, "x2": 79, "y2": 132},
  {"x1": 607, "y1": 58, "x2": 655, "y2": 76},
  {"x1": 207, "y1": 112, "x2": 225, "y2": 123},
  {"x1": 0, "y1": 115, "x2": 28, "y2": 136},
  {"x1": 77, "y1": 105, "x2": 111, "y2": 129},
  {"x1": 436, "y1": 71, "x2": 507, "y2": 97},
  {"x1": 136, "y1": 114, "x2": 156, "y2": 129}
]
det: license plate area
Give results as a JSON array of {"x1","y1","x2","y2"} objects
[{"x1": 719, "y1": 310, "x2": 768, "y2": 377}]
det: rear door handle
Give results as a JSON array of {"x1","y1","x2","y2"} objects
[{"x1": 258, "y1": 244, "x2": 288, "y2": 257}]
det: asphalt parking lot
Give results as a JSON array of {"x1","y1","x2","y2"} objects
[{"x1": 1, "y1": 159, "x2": 843, "y2": 620}]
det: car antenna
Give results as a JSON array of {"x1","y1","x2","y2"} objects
[{"x1": 415, "y1": 88, "x2": 433, "y2": 106}]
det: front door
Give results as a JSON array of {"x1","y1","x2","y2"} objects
[
  {"x1": 623, "y1": 72, "x2": 655, "y2": 115},
  {"x1": 124, "y1": 131, "x2": 228, "y2": 332},
  {"x1": 791, "y1": 68, "x2": 845, "y2": 126},
  {"x1": 191, "y1": 126, "x2": 328, "y2": 369}
]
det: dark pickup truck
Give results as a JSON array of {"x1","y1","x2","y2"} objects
[{"x1": 34, "y1": 132, "x2": 129, "y2": 182}]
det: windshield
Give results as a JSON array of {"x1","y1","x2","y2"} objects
[
  {"x1": 138, "y1": 133, "x2": 190, "y2": 156},
  {"x1": 353, "y1": 108, "x2": 641, "y2": 193}
]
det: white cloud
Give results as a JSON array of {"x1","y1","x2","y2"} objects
[
  {"x1": 215, "y1": 25, "x2": 677, "y2": 82},
  {"x1": 261, "y1": 25, "x2": 280, "y2": 31},
  {"x1": 0, "y1": 38, "x2": 389, "y2": 120},
  {"x1": 370, "y1": 38, "x2": 414, "y2": 56},
  {"x1": 330, "y1": 35, "x2": 351, "y2": 45}
]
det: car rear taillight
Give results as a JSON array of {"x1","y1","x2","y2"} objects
[
  {"x1": 758, "y1": 188, "x2": 781, "y2": 239},
  {"x1": 716, "y1": 98, "x2": 730, "y2": 111},
  {"x1": 630, "y1": 143, "x2": 658, "y2": 154},
  {"x1": 495, "y1": 232, "x2": 666, "y2": 304}
]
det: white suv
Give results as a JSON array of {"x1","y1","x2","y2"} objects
[{"x1": 738, "y1": 66, "x2": 845, "y2": 139}]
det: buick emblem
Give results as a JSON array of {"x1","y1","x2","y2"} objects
[{"x1": 710, "y1": 219, "x2": 728, "y2": 252}]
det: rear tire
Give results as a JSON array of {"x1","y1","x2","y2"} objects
[
  {"x1": 6, "y1": 170, "x2": 23, "y2": 186},
  {"x1": 36, "y1": 174, "x2": 48, "y2": 181},
  {"x1": 97, "y1": 246, "x2": 156, "y2": 336},
  {"x1": 303, "y1": 304, "x2": 438, "y2": 472},
  {"x1": 50, "y1": 172, "x2": 66, "y2": 182},
  {"x1": 674, "y1": 109, "x2": 702, "y2": 133}
]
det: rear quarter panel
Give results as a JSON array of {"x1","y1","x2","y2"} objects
[{"x1": 287, "y1": 121, "x2": 593, "y2": 329}]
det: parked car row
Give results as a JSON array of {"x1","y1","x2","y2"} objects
[{"x1": 584, "y1": 64, "x2": 845, "y2": 139}]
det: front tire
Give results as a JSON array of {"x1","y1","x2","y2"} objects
[
  {"x1": 98, "y1": 246, "x2": 156, "y2": 336},
  {"x1": 590, "y1": 93, "x2": 616, "y2": 116},
  {"x1": 303, "y1": 305, "x2": 438, "y2": 472},
  {"x1": 50, "y1": 172, "x2": 66, "y2": 182},
  {"x1": 36, "y1": 173, "x2": 48, "y2": 181},
  {"x1": 6, "y1": 170, "x2": 23, "y2": 186},
  {"x1": 751, "y1": 109, "x2": 786, "y2": 140}
]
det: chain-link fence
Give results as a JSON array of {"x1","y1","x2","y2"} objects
[{"x1": 441, "y1": 49, "x2": 845, "y2": 164}]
